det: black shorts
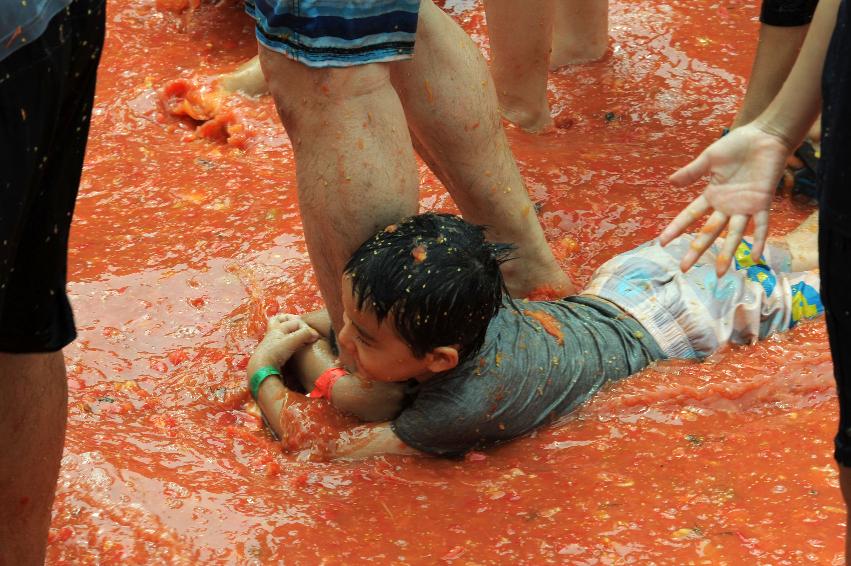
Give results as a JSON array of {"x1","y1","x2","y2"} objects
[
  {"x1": 822, "y1": 226, "x2": 851, "y2": 466},
  {"x1": 760, "y1": 0, "x2": 819, "y2": 26},
  {"x1": 0, "y1": 0, "x2": 105, "y2": 353}
]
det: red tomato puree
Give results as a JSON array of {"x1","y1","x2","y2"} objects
[{"x1": 48, "y1": 0, "x2": 844, "y2": 563}]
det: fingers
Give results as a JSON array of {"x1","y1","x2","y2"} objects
[
  {"x1": 669, "y1": 150, "x2": 710, "y2": 188},
  {"x1": 267, "y1": 313, "x2": 301, "y2": 331},
  {"x1": 268, "y1": 318, "x2": 302, "y2": 335},
  {"x1": 714, "y1": 215, "x2": 748, "y2": 276},
  {"x1": 659, "y1": 195, "x2": 710, "y2": 246},
  {"x1": 288, "y1": 325, "x2": 320, "y2": 345},
  {"x1": 749, "y1": 210, "x2": 771, "y2": 261},
  {"x1": 680, "y1": 210, "x2": 728, "y2": 272}
]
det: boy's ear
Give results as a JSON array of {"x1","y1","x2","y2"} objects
[{"x1": 425, "y1": 346, "x2": 459, "y2": 373}]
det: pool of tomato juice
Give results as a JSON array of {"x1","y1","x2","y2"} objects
[{"x1": 47, "y1": 0, "x2": 844, "y2": 563}]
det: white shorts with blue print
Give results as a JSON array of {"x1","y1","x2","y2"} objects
[{"x1": 581, "y1": 235, "x2": 823, "y2": 360}]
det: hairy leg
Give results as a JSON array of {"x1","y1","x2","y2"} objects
[
  {"x1": 259, "y1": 46, "x2": 419, "y2": 331},
  {"x1": 483, "y1": 0, "x2": 555, "y2": 132},
  {"x1": 731, "y1": 23, "x2": 809, "y2": 128},
  {"x1": 550, "y1": 0, "x2": 609, "y2": 69},
  {"x1": 0, "y1": 351, "x2": 67, "y2": 566},
  {"x1": 389, "y1": 0, "x2": 574, "y2": 296}
]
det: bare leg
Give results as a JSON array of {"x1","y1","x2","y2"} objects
[
  {"x1": 550, "y1": 0, "x2": 609, "y2": 69},
  {"x1": 731, "y1": 23, "x2": 809, "y2": 128},
  {"x1": 390, "y1": 0, "x2": 574, "y2": 296},
  {"x1": 0, "y1": 351, "x2": 68, "y2": 566},
  {"x1": 259, "y1": 46, "x2": 419, "y2": 331},
  {"x1": 219, "y1": 54, "x2": 268, "y2": 96},
  {"x1": 770, "y1": 210, "x2": 818, "y2": 272},
  {"x1": 483, "y1": 0, "x2": 555, "y2": 132}
]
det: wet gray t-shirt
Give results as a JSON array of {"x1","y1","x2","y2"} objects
[{"x1": 391, "y1": 296, "x2": 664, "y2": 457}]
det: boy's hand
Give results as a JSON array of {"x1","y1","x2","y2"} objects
[
  {"x1": 658, "y1": 123, "x2": 792, "y2": 275},
  {"x1": 251, "y1": 314, "x2": 320, "y2": 370},
  {"x1": 299, "y1": 308, "x2": 332, "y2": 338}
]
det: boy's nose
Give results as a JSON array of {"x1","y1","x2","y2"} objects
[{"x1": 337, "y1": 322, "x2": 355, "y2": 354}]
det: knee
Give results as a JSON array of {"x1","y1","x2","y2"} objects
[{"x1": 258, "y1": 45, "x2": 393, "y2": 126}]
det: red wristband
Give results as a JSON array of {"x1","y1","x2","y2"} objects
[{"x1": 308, "y1": 367, "x2": 348, "y2": 400}]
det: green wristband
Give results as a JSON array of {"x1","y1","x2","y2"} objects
[{"x1": 249, "y1": 366, "x2": 282, "y2": 400}]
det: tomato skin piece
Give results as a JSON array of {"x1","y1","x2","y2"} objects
[
  {"x1": 525, "y1": 285, "x2": 563, "y2": 302},
  {"x1": 523, "y1": 309, "x2": 564, "y2": 344},
  {"x1": 168, "y1": 349, "x2": 189, "y2": 366}
]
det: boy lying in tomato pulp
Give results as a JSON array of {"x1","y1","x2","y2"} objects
[{"x1": 248, "y1": 212, "x2": 822, "y2": 459}]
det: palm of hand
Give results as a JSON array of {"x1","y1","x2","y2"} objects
[
  {"x1": 660, "y1": 125, "x2": 792, "y2": 274},
  {"x1": 701, "y1": 131, "x2": 788, "y2": 215}
]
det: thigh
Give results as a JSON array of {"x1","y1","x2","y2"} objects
[{"x1": 0, "y1": 0, "x2": 106, "y2": 353}]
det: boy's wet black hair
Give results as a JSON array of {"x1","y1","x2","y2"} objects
[{"x1": 343, "y1": 213, "x2": 514, "y2": 364}]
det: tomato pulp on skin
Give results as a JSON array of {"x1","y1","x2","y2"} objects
[{"x1": 50, "y1": 0, "x2": 841, "y2": 563}]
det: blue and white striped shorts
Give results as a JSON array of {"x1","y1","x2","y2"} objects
[
  {"x1": 246, "y1": 0, "x2": 421, "y2": 68},
  {"x1": 581, "y1": 235, "x2": 823, "y2": 360}
]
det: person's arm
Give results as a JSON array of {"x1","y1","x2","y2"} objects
[
  {"x1": 275, "y1": 309, "x2": 407, "y2": 421},
  {"x1": 253, "y1": 376, "x2": 422, "y2": 459},
  {"x1": 299, "y1": 309, "x2": 332, "y2": 338},
  {"x1": 286, "y1": 340, "x2": 406, "y2": 421},
  {"x1": 326, "y1": 422, "x2": 423, "y2": 460},
  {"x1": 250, "y1": 313, "x2": 406, "y2": 422},
  {"x1": 659, "y1": 0, "x2": 841, "y2": 274},
  {"x1": 246, "y1": 314, "x2": 320, "y2": 380},
  {"x1": 249, "y1": 332, "x2": 417, "y2": 458},
  {"x1": 247, "y1": 314, "x2": 321, "y2": 440},
  {"x1": 248, "y1": 350, "x2": 423, "y2": 460}
]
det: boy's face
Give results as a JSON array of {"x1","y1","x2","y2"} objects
[{"x1": 338, "y1": 276, "x2": 456, "y2": 383}]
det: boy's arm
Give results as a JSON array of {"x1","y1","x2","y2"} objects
[
  {"x1": 253, "y1": 376, "x2": 421, "y2": 459},
  {"x1": 299, "y1": 309, "x2": 332, "y2": 338},
  {"x1": 249, "y1": 364, "x2": 424, "y2": 460},
  {"x1": 327, "y1": 422, "x2": 422, "y2": 460},
  {"x1": 287, "y1": 340, "x2": 407, "y2": 421},
  {"x1": 253, "y1": 372, "x2": 291, "y2": 440},
  {"x1": 659, "y1": 0, "x2": 841, "y2": 273},
  {"x1": 247, "y1": 314, "x2": 320, "y2": 440},
  {"x1": 270, "y1": 310, "x2": 405, "y2": 421}
]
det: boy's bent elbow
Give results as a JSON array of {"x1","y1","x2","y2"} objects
[{"x1": 332, "y1": 379, "x2": 406, "y2": 422}]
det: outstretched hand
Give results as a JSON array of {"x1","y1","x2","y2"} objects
[{"x1": 658, "y1": 124, "x2": 792, "y2": 275}]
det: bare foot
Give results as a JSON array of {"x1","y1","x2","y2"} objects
[
  {"x1": 500, "y1": 244, "x2": 575, "y2": 298},
  {"x1": 502, "y1": 262, "x2": 574, "y2": 299},
  {"x1": 219, "y1": 55, "x2": 269, "y2": 97},
  {"x1": 497, "y1": 93, "x2": 553, "y2": 133},
  {"x1": 779, "y1": 210, "x2": 819, "y2": 272},
  {"x1": 549, "y1": 39, "x2": 607, "y2": 69}
]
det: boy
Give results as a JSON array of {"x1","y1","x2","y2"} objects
[{"x1": 247, "y1": 212, "x2": 822, "y2": 459}]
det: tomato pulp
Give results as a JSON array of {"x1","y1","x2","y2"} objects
[{"x1": 49, "y1": 0, "x2": 842, "y2": 563}]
